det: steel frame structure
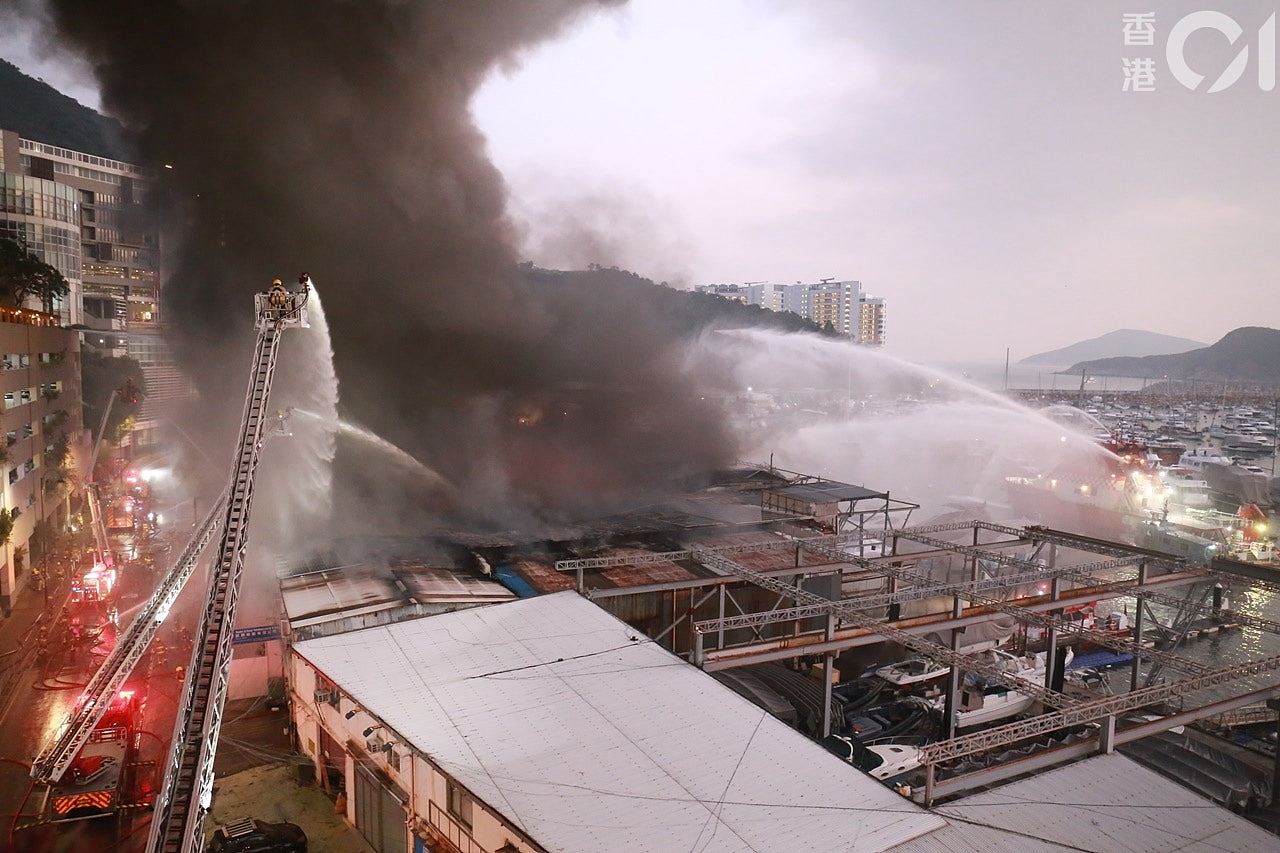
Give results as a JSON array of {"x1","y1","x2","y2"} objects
[
  {"x1": 652, "y1": 518, "x2": 1280, "y2": 801},
  {"x1": 916, "y1": 651, "x2": 1280, "y2": 765},
  {"x1": 797, "y1": 540, "x2": 1214, "y2": 677},
  {"x1": 689, "y1": 546, "x2": 1077, "y2": 711},
  {"x1": 551, "y1": 519, "x2": 994, "y2": 574},
  {"x1": 693, "y1": 553, "x2": 1143, "y2": 633},
  {"x1": 699, "y1": 569, "x2": 1213, "y2": 670}
]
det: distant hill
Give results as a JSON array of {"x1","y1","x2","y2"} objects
[
  {"x1": 0, "y1": 59, "x2": 129, "y2": 160},
  {"x1": 1069, "y1": 327, "x2": 1280, "y2": 383},
  {"x1": 1021, "y1": 329, "x2": 1205, "y2": 366},
  {"x1": 523, "y1": 264, "x2": 836, "y2": 338}
]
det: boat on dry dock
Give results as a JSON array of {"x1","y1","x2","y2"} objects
[{"x1": 926, "y1": 648, "x2": 1073, "y2": 729}]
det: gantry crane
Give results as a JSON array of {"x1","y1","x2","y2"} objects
[{"x1": 29, "y1": 277, "x2": 311, "y2": 853}]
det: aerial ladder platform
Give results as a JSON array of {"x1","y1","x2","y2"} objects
[
  {"x1": 29, "y1": 492, "x2": 227, "y2": 784},
  {"x1": 147, "y1": 279, "x2": 310, "y2": 853},
  {"x1": 28, "y1": 277, "x2": 311, "y2": 853}
]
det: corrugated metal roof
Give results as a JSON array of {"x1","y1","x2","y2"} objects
[
  {"x1": 509, "y1": 557, "x2": 577, "y2": 593},
  {"x1": 895, "y1": 752, "x2": 1278, "y2": 852},
  {"x1": 770, "y1": 480, "x2": 888, "y2": 503},
  {"x1": 280, "y1": 561, "x2": 514, "y2": 628},
  {"x1": 294, "y1": 592, "x2": 945, "y2": 853}
]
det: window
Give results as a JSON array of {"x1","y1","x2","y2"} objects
[
  {"x1": 446, "y1": 780, "x2": 473, "y2": 829},
  {"x1": 7, "y1": 469, "x2": 15, "y2": 485},
  {"x1": 387, "y1": 749, "x2": 401, "y2": 773}
]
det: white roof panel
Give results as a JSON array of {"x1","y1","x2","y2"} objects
[
  {"x1": 295, "y1": 591, "x2": 944, "y2": 853},
  {"x1": 894, "y1": 752, "x2": 1277, "y2": 852}
]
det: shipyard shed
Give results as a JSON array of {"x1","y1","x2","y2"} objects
[
  {"x1": 290, "y1": 591, "x2": 946, "y2": 853},
  {"x1": 890, "y1": 752, "x2": 1278, "y2": 852},
  {"x1": 279, "y1": 538, "x2": 515, "y2": 640}
]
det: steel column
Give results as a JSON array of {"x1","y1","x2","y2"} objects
[{"x1": 1130, "y1": 561, "x2": 1147, "y2": 692}]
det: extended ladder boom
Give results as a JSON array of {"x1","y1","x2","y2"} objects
[
  {"x1": 86, "y1": 389, "x2": 118, "y2": 567},
  {"x1": 148, "y1": 280, "x2": 309, "y2": 853},
  {"x1": 30, "y1": 492, "x2": 227, "y2": 783}
]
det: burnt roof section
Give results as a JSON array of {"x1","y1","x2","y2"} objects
[{"x1": 768, "y1": 480, "x2": 888, "y2": 503}]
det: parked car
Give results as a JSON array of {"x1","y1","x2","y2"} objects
[{"x1": 208, "y1": 818, "x2": 307, "y2": 853}]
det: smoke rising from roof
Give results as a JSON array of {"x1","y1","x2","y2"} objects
[{"x1": 42, "y1": 0, "x2": 736, "y2": 527}]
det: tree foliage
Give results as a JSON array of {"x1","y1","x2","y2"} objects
[
  {"x1": 0, "y1": 237, "x2": 70, "y2": 312},
  {"x1": 30, "y1": 518, "x2": 59, "y2": 560},
  {"x1": 0, "y1": 509, "x2": 13, "y2": 547},
  {"x1": 81, "y1": 350, "x2": 146, "y2": 441}
]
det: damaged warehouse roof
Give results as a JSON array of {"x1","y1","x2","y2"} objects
[
  {"x1": 278, "y1": 537, "x2": 515, "y2": 639},
  {"x1": 293, "y1": 591, "x2": 947, "y2": 852}
]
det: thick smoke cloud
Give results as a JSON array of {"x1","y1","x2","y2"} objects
[{"x1": 43, "y1": 0, "x2": 734, "y2": 526}]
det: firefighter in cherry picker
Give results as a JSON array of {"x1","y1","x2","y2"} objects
[
  {"x1": 267, "y1": 278, "x2": 289, "y2": 309},
  {"x1": 266, "y1": 274, "x2": 310, "y2": 316}
]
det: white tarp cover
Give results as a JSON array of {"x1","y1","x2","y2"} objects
[{"x1": 295, "y1": 591, "x2": 944, "y2": 852}]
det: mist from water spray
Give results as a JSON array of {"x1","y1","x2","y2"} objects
[
  {"x1": 294, "y1": 409, "x2": 455, "y2": 496},
  {"x1": 254, "y1": 287, "x2": 339, "y2": 551},
  {"x1": 697, "y1": 328, "x2": 1118, "y2": 522}
]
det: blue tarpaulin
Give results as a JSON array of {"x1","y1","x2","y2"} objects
[{"x1": 493, "y1": 566, "x2": 540, "y2": 598}]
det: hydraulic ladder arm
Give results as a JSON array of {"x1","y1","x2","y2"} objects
[
  {"x1": 148, "y1": 279, "x2": 310, "y2": 853},
  {"x1": 30, "y1": 492, "x2": 227, "y2": 783}
]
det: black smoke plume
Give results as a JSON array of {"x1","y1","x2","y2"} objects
[{"x1": 42, "y1": 1, "x2": 736, "y2": 527}]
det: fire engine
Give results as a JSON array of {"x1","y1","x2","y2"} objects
[{"x1": 42, "y1": 689, "x2": 141, "y2": 822}]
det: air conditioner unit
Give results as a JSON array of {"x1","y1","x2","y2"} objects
[
  {"x1": 366, "y1": 734, "x2": 386, "y2": 753},
  {"x1": 313, "y1": 688, "x2": 336, "y2": 704}
]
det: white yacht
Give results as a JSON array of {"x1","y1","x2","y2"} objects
[
  {"x1": 1178, "y1": 447, "x2": 1233, "y2": 471},
  {"x1": 927, "y1": 648, "x2": 1073, "y2": 729},
  {"x1": 1165, "y1": 478, "x2": 1214, "y2": 510},
  {"x1": 874, "y1": 658, "x2": 949, "y2": 686}
]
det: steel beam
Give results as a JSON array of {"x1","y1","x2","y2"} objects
[
  {"x1": 700, "y1": 569, "x2": 1212, "y2": 670},
  {"x1": 695, "y1": 549, "x2": 1141, "y2": 634},
  {"x1": 1142, "y1": 588, "x2": 1280, "y2": 635},
  {"x1": 556, "y1": 519, "x2": 1013, "y2": 573},
  {"x1": 794, "y1": 542, "x2": 1211, "y2": 676},
  {"x1": 922, "y1": 683, "x2": 1280, "y2": 802},
  {"x1": 917, "y1": 652, "x2": 1280, "y2": 766},
  {"x1": 690, "y1": 547, "x2": 1079, "y2": 709}
]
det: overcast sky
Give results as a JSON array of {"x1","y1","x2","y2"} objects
[{"x1": 5, "y1": 1, "x2": 1279, "y2": 362}]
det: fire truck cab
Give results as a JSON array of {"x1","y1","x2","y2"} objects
[{"x1": 44, "y1": 690, "x2": 140, "y2": 822}]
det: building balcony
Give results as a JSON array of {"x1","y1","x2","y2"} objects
[
  {"x1": 0, "y1": 306, "x2": 61, "y2": 328},
  {"x1": 80, "y1": 315, "x2": 126, "y2": 333}
]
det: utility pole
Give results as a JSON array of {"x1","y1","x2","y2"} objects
[{"x1": 1003, "y1": 347, "x2": 1010, "y2": 393}]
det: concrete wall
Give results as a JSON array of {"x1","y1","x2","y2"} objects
[
  {"x1": 0, "y1": 319, "x2": 85, "y2": 610},
  {"x1": 228, "y1": 639, "x2": 284, "y2": 701},
  {"x1": 290, "y1": 650, "x2": 542, "y2": 853}
]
